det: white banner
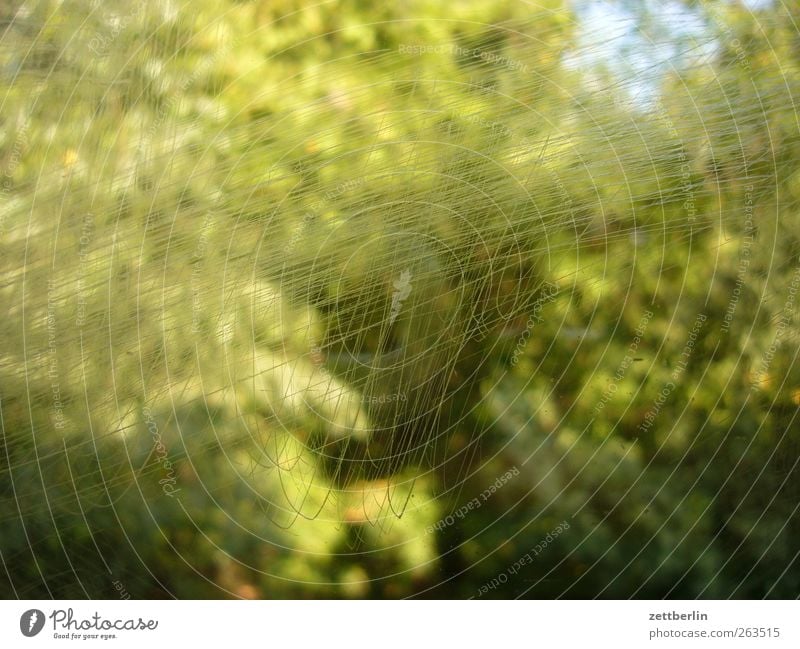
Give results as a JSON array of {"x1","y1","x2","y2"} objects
[{"x1": 1, "y1": 600, "x2": 796, "y2": 648}]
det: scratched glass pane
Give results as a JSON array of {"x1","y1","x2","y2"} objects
[{"x1": 1, "y1": 0, "x2": 798, "y2": 599}]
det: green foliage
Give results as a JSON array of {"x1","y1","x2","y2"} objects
[{"x1": 1, "y1": 0, "x2": 798, "y2": 598}]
